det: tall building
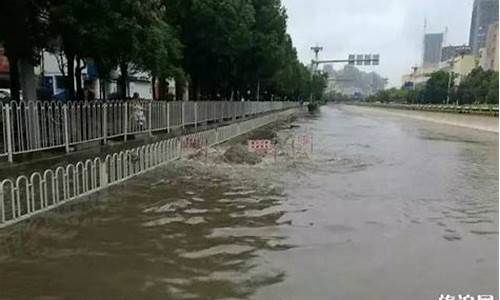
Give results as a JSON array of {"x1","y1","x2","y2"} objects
[
  {"x1": 480, "y1": 21, "x2": 499, "y2": 71},
  {"x1": 469, "y1": 0, "x2": 499, "y2": 55},
  {"x1": 423, "y1": 33, "x2": 444, "y2": 67},
  {"x1": 441, "y1": 55, "x2": 477, "y2": 84},
  {"x1": 441, "y1": 45, "x2": 472, "y2": 62},
  {"x1": 322, "y1": 64, "x2": 335, "y2": 76}
]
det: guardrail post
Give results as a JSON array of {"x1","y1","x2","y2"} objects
[
  {"x1": 63, "y1": 104, "x2": 70, "y2": 153},
  {"x1": 182, "y1": 102, "x2": 185, "y2": 129},
  {"x1": 100, "y1": 161, "x2": 108, "y2": 188},
  {"x1": 148, "y1": 101, "x2": 153, "y2": 137},
  {"x1": 124, "y1": 102, "x2": 128, "y2": 142},
  {"x1": 194, "y1": 102, "x2": 198, "y2": 129},
  {"x1": 4, "y1": 104, "x2": 14, "y2": 163},
  {"x1": 177, "y1": 137, "x2": 182, "y2": 157},
  {"x1": 221, "y1": 102, "x2": 224, "y2": 122},
  {"x1": 221, "y1": 102, "x2": 225, "y2": 121},
  {"x1": 167, "y1": 102, "x2": 170, "y2": 133},
  {"x1": 232, "y1": 102, "x2": 236, "y2": 122},
  {"x1": 0, "y1": 185, "x2": 5, "y2": 224},
  {"x1": 102, "y1": 103, "x2": 108, "y2": 145}
]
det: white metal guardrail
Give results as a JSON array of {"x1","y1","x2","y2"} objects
[
  {"x1": 0, "y1": 107, "x2": 299, "y2": 228},
  {"x1": 356, "y1": 102, "x2": 499, "y2": 114},
  {"x1": 0, "y1": 100, "x2": 299, "y2": 162}
]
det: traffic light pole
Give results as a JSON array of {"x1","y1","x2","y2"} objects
[
  {"x1": 308, "y1": 46, "x2": 380, "y2": 106},
  {"x1": 309, "y1": 46, "x2": 323, "y2": 103},
  {"x1": 312, "y1": 59, "x2": 379, "y2": 68}
]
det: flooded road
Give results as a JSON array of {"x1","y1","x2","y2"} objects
[{"x1": 1, "y1": 104, "x2": 498, "y2": 300}]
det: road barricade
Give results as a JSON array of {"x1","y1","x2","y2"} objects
[
  {"x1": 248, "y1": 139, "x2": 274, "y2": 153},
  {"x1": 291, "y1": 134, "x2": 313, "y2": 156}
]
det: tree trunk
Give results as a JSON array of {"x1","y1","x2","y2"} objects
[
  {"x1": 75, "y1": 57, "x2": 84, "y2": 101},
  {"x1": 175, "y1": 77, "x2": 185, "y2": 101},
  {"x1": 6, "y1": 52, "x2": 21, "y2": 101},
  {"x1": 18, "y1": 58, "x2": 37, "y2": 101},
  {"x1": 119, "y1": 62, "x2": 128, "y2": 99},
  {"x1": 99, "y1": 78, "x2": 107, "y2": 100},
  {"x1": 66, "y1": 52, "x2": 76, "y2": 100},
  {"x1": 183, "y1": 81, "x2": 189, "y2": 101},
  {"x1": 158, "y1": 77, "x2": 167, "y2": 100},
  {"x1": 197, "y1": 82, "x2": 201, "y2": 101},
  {"x1": 256, "y1": 79, "x2": 260, "y2": 101},
  {"x1": 151, "y1": 76, "x2": 156, "y2": 100},
  {"x1": 191, "y1": 78, "x2": 200, "y2": 101}
]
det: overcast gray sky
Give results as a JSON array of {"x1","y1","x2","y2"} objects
[{"x1": 282, "y1": 0, "x2": 474, "y2": 87}]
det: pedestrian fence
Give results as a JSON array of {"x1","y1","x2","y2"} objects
[
  {"x1": 0, "y1": 100, "x2": 299, "y2": 162},
  {"x1": 0, "y1": 107, "x2": 299, "y2": 228}
]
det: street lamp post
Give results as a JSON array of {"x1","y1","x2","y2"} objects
[
  {"x1": 309, "y1": 49, "x2": 380, "y2": 102},
  {"x1": 446, "y1": 49, "x2": 468, "y2": 105},
  {"x1": 309, "y1": 46, "x2": 323, "y2": 103},
  {"x1": 307, "y1": 47, "x2": 380, "y2": 109},
  {"x1": 446, "y1": 59, "x2": 455, "y2": 105}
]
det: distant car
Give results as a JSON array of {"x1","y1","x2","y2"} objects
[
  {"x1": 0, "y1": 88, "x2": 24, "y2": 102},
  {"x1": 0, "y1": 88, "x2": 11, "y2": 103}
]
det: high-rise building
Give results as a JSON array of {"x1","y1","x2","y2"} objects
[
  {"x1": 423, "y1": 33, "x2": 444, "y2": 67},
  {"x1": 441, "y1": 45, "x2": 472, "y2": 62},
  {"x1": 480, "y1": 21, "x2": 499, "y2": 71},
  {"x1": 322, "y1": 64, "x2": 335, "y2": 76},
  {"x1": 469, "y1": 0, "x2": 499, "y2": 55}
]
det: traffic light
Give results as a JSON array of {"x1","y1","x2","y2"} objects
[
  {"x1": 364, "y1": 54, "x2": 371, "y2": 65},
  {"x1": 356, "y1": 55, "x2": 363, "y2": 65},
  {"x1": 348, "y1": 54, "x2": 355, "y2": 65}
]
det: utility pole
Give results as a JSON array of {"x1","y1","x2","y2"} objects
[
  {"x1": 446, "y1": 62, "x2": 454, "y2": 105},
  {"x1": 310, "y1": 45, "x2": 323, "y2": 72},
  {"x1": 309, "y1": 45, "x2": 323, "y2": 103},
  {"x1": 446, "y1": 49, "x2": 467, "y2": 105},
  {"x1": 256, "y1": 79, "x2": 260, "y2": 101},
  {"x1": 308, "y1": 46, "x2": 380, "y2": 106}
]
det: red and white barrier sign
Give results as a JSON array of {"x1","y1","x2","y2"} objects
[
  {"x1": 292, "y1": 134, "x2": 313, "y2": 155},
  {"x1": 182, "y1": 136, "x2": 206, "y2": 149},
  {"x1": 296, "y1": 135, "x2": 312, "y2": 146},
  {"x1": 248, "y1": 139, "x2": 274, "y2": 153}
]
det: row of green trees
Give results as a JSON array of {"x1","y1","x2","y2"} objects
[
  {"x1": 0, "y1": 0, "x2": 327, "y2": 101},
  {"x1": 366, "y1": 67, "x2": 498, "y2": 105}
]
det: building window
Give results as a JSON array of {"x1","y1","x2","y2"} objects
[{"x1": 55, "y1": 76, "x2": 66, "y2": 90}]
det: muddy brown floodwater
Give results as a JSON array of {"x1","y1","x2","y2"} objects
[{"x1": 0, "y1": 104, "x2": 498, "y2": 300}]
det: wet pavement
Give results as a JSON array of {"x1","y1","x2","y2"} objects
[{"x1": 0, "y1": 104, "x2": 498, "y2": 299}]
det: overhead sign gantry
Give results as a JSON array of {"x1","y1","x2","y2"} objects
[
  {"x1": 313, "y1": 53, "x2": 380, "y2": 70},
  {"x1": 310, "y1": 45, "x2": 380, "y2": 72}
]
